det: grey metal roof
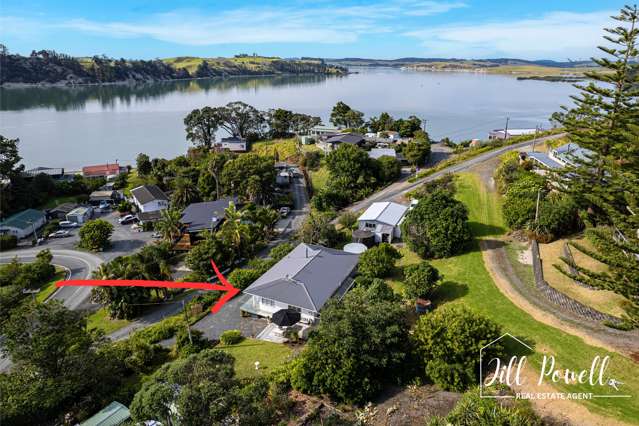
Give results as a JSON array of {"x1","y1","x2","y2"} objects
[
  {"x1": 130, "y1": 185, "x2": 168, "y2": 204},
  {"x1": 553, "y1": 143, "x2": 594, "y2": 165},
  {"x1": 180, "y1": 197, "x2": 235, "y2": 232},
  {"x1": 325, "y1": 133, "x2": 366, "y2": 145},
  {"x1": 49, "y1": 202, "x2": 78, "y2": 214},
  {"x1": 527, "y1": 152, "x2": 562, "y2": 169},
  {"x1": 244, "y1": 243, "x2": 359, "y2": 312}
]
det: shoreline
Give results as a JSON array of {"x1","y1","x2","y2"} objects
[{"x1": 0, "y1": 71, "x2": 350, "y2": 89}]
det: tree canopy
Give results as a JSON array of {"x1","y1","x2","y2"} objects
[
  {"x1": 401, "y1": 189, "x2": 471, "y2": 258},
  {"x1": 291, "y1": 285, "x2": 410, "y2": 404},
  {"x1": 413, "y1": 305, "x2": 504, "y2": 391}
]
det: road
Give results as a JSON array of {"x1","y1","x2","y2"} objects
[
  {"x1": 0, "y1": 248, "x2": 102, "y2": 310},
  {"x1": 346, "y1": 133, "x2": 566, "y2": 213}
]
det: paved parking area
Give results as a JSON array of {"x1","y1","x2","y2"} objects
[
  {"x1": 17, "y1": 210, "x2": 156, "y2": 262},
  {"x1": 191, "y1": 294, "x2": 268, "y2": 340}
]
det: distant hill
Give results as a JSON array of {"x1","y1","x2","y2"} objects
[
  {"x1": 0, "y1": 49, "x2": 346, "y2": 86},
  {"x1": 326, "y1": 57, "x2": 597, "y2": 68}
]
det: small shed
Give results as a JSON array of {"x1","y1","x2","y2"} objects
[
  {"x1": 66, "y1": 206, "x2": 93, "y2": 224},
  {"x1": 80, "y1": 401, "x2": 130, "y2": 426},
  {"x1": 48, "y1": 203, "x2": 78, "y2": 220}
]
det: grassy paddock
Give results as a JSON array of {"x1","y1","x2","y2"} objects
[{"x1": 394, "y1": 173, "x2": 638, "y2": 423}]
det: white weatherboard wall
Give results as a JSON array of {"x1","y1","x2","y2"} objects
[
  {"x1": 249, "y1": 296, "x2": 318, "y2": 323},
  {"x1": 135, "y1": 199, "x2": 168, "y2": 213}
]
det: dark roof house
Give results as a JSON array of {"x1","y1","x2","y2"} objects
[
  {"x1": 130, "y1": 185, "x2": 169, "y2": 205},
  {"x1": 180, "y1": 197, "x2": 236, "y2": 233},
  {"x1": 243, "y1": 243, "x2": 359, "y2": 313},
  {"x1": 48, "y1": 202, "x2": 78, "y2": 219},
  {"x1": 325, "y1": 133, "x2": 366, "y2": 145}
]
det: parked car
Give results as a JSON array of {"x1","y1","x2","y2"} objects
[
  {"x1": 59, "y1": 220, "x2": 79, "y2": 228},
  {"x1": 98, "y1": 201, "x2": 112, "y2": 210},
  {"x1": 49, "y1": 230, "x2": 71, "y2": 238},
  {"x1": 279, "y1": 207, "x2": 291, "y2": 217},
  {"x1": 118, "y1": 214, "x2": 137, "y2": 225}
]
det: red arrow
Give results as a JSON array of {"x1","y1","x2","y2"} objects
[{"x1": 56, "y1": 259, "x2": 240, "y2": 314}]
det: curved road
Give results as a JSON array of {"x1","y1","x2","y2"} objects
[
  {"x1": 0, "y1": 248, "x2": 102, "y2": 310},
  {"x1": 346, "y1": 133, "x2": 566, "y2": 213}
]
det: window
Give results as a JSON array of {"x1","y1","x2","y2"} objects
[
  {"x1": 288, "y1": 305, "x2": 301, "y2": 313},
  {"x1": 261, "y1": 298, "x2": 275, "y2": 307},
  {"x1": 365, "y1": 222, "x2": 376, "y2": 229}
]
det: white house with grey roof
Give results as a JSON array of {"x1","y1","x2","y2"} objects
[
  {"x1": 357, "y1": 201, "x2": 408, "y2": 243},
  {"x1": 241, "y1": 243, "x2": 359, "y2": 323},
  {"x1": 130, "y1": 185, "x2": 169, "y2": 213}
]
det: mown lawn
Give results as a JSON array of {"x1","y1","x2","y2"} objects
[
  {"x1": 218, "y1": 338, "x2": 293, "y2": 379},
  {"x1": 394, "y1": 173, "x2": 639, "y2": 424},
  {"x1": 36, "y1": 269, "x2": 67, "y2": 303},
  {"x1": 86, "y1": 307, "x2": 131, "y2": 335},
  {"x1": 309, "y1": 167, "x2": 330, "y2": 193}
]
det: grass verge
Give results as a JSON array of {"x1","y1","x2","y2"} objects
[
  {"x1": 87, "y1": 307, "x2": 131, "y2": 335},
  {"x1": 36, "y1": 269, "x2": 67, "y2": 302}
]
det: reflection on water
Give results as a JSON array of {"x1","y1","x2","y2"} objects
[
  {"x1": 0, "y1": 74, "x2": 335, "y2": 111},
  {"x1": 0, "y1": 68, "x2": 578, "y2": 169}
]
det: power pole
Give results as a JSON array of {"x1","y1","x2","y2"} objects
[
  {"x1": 182, "y1": 299, "x2": 193, "y2": 344},
  {"x1": 422, "y1": 117, "x2": 427, "y2": 133},
  {"x1": 532, "y1": 125, "x2": 539, "y2": 152},
  {"x1": 504, "y1": 117, "x2": 510, "y2": 140}
]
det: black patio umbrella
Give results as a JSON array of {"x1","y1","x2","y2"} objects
[{"x1": 271, "y1": 308, "x2": 301, "y2": 327}]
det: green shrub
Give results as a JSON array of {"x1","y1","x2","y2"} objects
[
  {"x1": 357, "y1": 243, "x2": 401, "y2": 278},
  {"x1": 0, "y1": 235, "x2": 17, "y2": 251},
  {"x1": 176, "y1": 328, "x2": 209, "y2": 357},
  {"x1": 227, "y1": 269, "x2": 262, "y2": 290},
  {"x1": 337, "y1": 211, "x2": 359, "y2": 230},
  {"x1": 269, "y1": 243, "x2": 294, "y2": 262},
  {"x1": 133, "y1": 316, "x2": 184, "y2": 344},
  {"x1": 220, "y1": 329, "x2": 243, "y2": 345},
  {"x1": 403, "y1": 262, "x2": 441, "y2": 300},
  {"x1": 401, "y1": 190, "x2": 471, "y2": 259},
  {"x1": 413, "y1": 305, "x2": 503, "y2": 391},
  {"x1": 428, "y1": 387, "x2": 542, "y2": 426}
]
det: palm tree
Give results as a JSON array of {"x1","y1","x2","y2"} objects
[
  {"x1": 156, "y1": 209, "x2": 183, "y2": 243},
  {"x1": 207, "y1": 153, "x2": 229, "y2": 199},
  {"x1": 171, "y1": 177, "x2": 199, "y2": 209},
  {"x1": 220, "y1": 202, "x2": 250, "y2": 260}
]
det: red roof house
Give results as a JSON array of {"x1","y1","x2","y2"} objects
[{"x1": 82, "y1": 163, "x2": 123, "y2": 178}]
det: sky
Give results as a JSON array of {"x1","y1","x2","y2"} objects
[{"x1": 0, "y1": 0, "x2": 628, "y2": 60}]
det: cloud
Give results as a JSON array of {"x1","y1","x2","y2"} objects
[
  {"x1": 404, "y1": 1, "x2": 468, "y2": 16},
  {"x1": 403, "y1": 10, "x2": 614, "y2": 59},
  {"x1": 56, "y1": 1, "x2": 464, "y2": 46}
]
